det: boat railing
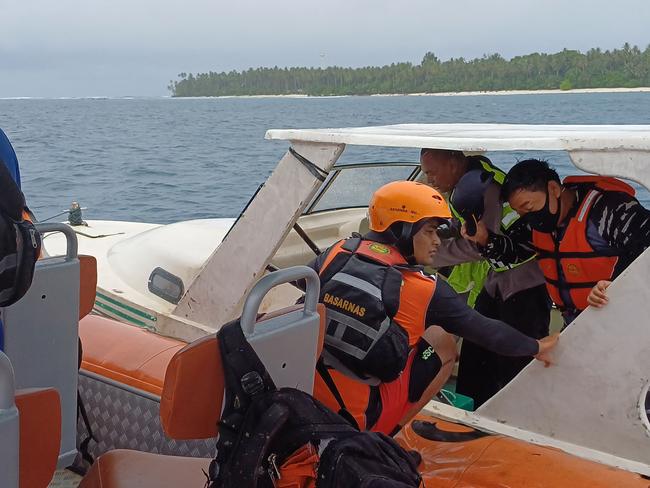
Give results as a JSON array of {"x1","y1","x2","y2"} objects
[
  {"x1": 36, "y1": 222, "x2": 79, "y2": 259},
  {"x1": 241, "y1": 265, "x2": 319, "y2": 335}
]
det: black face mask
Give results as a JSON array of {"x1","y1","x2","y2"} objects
[{"x1": 526, "y1": 188, "x2": 560, "y2": 233}]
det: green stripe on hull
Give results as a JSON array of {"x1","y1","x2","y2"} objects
[
  {"x1": 96, "y1": 291, "x2": 157, "y2": 322},
  {"x1": 94, "y1": 300, "x2": 155, "y2": 331}
]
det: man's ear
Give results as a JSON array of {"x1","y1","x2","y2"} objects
[{"x1": 548, "y1": 180, "x2": 562, "y2": 199}]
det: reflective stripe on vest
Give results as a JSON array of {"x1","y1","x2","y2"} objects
[
  {"x1": 326, "y1": 309, "x2": 392, "y2": 360},
  {"x1": 476, "y1": 157, "x2": 506, "y2": 185},
  {"x1": 331, "y1": 272, "x2": 382, "y2": 300},
  {"x1": 319, "y1": 238, "x2": 436, "y2": 359}
]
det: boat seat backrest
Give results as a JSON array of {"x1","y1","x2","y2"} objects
[
  {"x1": 3, "y1": 223, "x2": 82, "y2": 467},
  {"x1": 160, "y1": 303, "x2": 326, "y2": 440}
]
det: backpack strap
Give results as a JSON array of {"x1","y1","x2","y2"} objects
[
  {"x1": 76, "y1": 338, "x2": 97, "y2": 467},
  {"x1": 341, "y1": 235, "x2": 362, "y2": 253},
  {"x1": 207, "y1": 319, "x2": 277, "y2": 487},
  {"x1": 316, "y1": 358, "x2": 360, "y2": 430},
  {"x1": 317, "y1": 236, "x2": 362, "y2": 285}
]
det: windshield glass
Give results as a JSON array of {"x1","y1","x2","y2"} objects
[{"x1": 308, "y1": 163, "x2": 418, "y2": 213}]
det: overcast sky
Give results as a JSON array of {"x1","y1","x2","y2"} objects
[{"x1": 1, "y1": 0, "x2": 648, "y2": 98}]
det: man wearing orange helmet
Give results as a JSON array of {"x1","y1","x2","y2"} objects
[{"x1": 309, "y1": 181, "x2": 558, "y2": 436}]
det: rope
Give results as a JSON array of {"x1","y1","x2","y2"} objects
[
  {"x1": 289, "y1": 147, "x2": 329, "y2": 182},
  {"x1": 40, "y1": 202, "x2": 88, "y2": 225}
]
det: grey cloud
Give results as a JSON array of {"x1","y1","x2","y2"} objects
[{"x1": 1, "y1": 0, "x2": 648, "y2": 97}]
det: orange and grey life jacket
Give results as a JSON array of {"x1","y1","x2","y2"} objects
[
  {"x1": 531, "y1": 176, "x2": 635, "y2": 312},
  {"x1": 317, "y1": 237, "x2": 436, "y2": 383}
]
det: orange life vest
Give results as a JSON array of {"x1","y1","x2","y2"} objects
[
  {"x1": 532, "y1": 176, "x2": 635, "y2": 311},
  {"x1": 318, "y1": 238, "x2": 436, "y2": 349},
  {"x1": 314, "y1": 238, "x2": 436, "y2": 429}
]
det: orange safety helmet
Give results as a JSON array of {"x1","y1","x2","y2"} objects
[{"x1": 368, "y1": 181, "x2": 451, "y2": 232}]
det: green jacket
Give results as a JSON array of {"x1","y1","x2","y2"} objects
[{"x1": 444, "y1": 156, "x2": 536, "y2": 306}]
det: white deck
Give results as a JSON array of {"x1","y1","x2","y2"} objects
[{"x1": 43, "y1": 218, "x2": 235, "y2": 336}]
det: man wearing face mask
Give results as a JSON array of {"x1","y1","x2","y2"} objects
[{"x1": 465, "y1": 159, "x2": 650, "y2": 325}]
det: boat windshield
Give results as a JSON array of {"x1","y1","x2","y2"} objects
[{"x1": 306, "y1": 162, "x2": 419, "y2": 213}]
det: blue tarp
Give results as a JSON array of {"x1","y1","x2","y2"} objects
[
  {"x1": 0, "y1": 128, "x2": 21, "y2": 350},
  {"x1": 0, "y1": 128, "x2": 21, "y2": 189}
]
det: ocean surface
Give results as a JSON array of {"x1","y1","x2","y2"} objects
[{"x1": 0, "y1": 92, "x2": 649, "y2": 223}]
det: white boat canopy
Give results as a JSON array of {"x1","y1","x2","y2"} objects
[
  {"x1": 267, "y1": 123, "x2": 650, "y2": 192},
  {"x1": 266, "y1": 123, "x2": 650, "y2": 152}
]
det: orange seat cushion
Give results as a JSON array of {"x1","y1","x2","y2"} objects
[
  {"x1": 80, "y1": 304, "x2": 326, "y2": 439},
  {"x1": 15, "y1": 388, "x2": 61, "y2": 488},
  {"x1": 79, "y1": 449, "x2": 209, "y2": 488},
  {"x1": 79, "y1": 315, "x2": 186, "y2": 396},
  {"x1": 160, "y1": 333, "x2": 223, "y2": 440}
]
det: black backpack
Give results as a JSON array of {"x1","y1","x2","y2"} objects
[
  {"x1": 206, "y1": 319, "x2": 422, "y2": 488},
  {"x1": 0, "y1": 160, "x2": 40, "y2": 308}
]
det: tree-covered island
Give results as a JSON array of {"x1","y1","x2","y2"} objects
[{"x1": 169, "y1": 44, "x2": 650, "y2": 97}]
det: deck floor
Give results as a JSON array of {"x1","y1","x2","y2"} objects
[{"x1": 49, "y1": 469, "x2": 83, "y2": 488}]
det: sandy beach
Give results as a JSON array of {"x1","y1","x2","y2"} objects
[
  {"x1": 173, "y1": 87, "x2": 650, "y2": 99},
  {"x1": 400, "y1": 87, "x2": 650, "y2": 97}
]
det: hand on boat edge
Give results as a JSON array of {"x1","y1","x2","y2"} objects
[
  {"x1": 587, "y1": 280, "x2": 611, "y2": 308},
  {"x1": 534, "y1": 333, "x2": 560, "y2": 368}
]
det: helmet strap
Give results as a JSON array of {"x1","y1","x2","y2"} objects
[
  {"x1": 395, "y1": 222, "x2": 415, "y2": 261},
  {"x1": 399, "y1": 222, "x2": 413, "y2": 242}
]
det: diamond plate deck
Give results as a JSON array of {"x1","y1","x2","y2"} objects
[
  {"x1": 49, "y1": 469, "x2": 82, "y2": 488},
  {"x1": 77, "y1": 372, "x2": 216, "y2": 460}
]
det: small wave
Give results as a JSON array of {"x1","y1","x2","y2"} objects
[{"x1": 0, "y1": 96, "x2": 45, "y2": 100}]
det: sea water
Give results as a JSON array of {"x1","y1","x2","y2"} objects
[{"x1": 0, "y1": 92, "x2": 648, "y2": 223}]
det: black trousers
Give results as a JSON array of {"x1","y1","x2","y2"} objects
[{"x1": 455, "y1": 284, "x2": 551, "y2": 408}]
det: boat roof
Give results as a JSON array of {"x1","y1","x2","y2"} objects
[{"x1": 265, "y1": 123, "x2": 650, "y2": 151}]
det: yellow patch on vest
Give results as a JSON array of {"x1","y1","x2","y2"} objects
[
  {"x1": 323, "y1": 293, "x2": 366, "y2": 317},
  {"x1": 368, "y1": 243, "x2": 390, "y2": 254}
]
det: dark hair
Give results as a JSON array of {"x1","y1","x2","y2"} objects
[
  {"x1": 501, "y1": 159, "x2": 560, "y2": 201},
  {"x1": 420, "y1": 148, "x2": 465, "y2": 161}
]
